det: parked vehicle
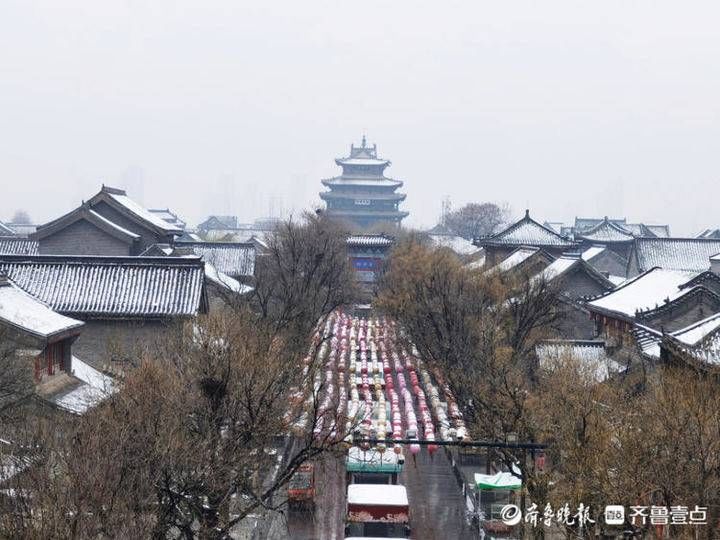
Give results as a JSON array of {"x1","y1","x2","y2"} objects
[{"x1": 345, "y1": 483, "x2": 410, "y2": 538}]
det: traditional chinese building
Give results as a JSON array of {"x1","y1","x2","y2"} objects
[
  {"x1": 30, "y1": 186, "x2": 182, "y2": 256},
  {"x1": 0, "y1": 255, "x2": 208, "y2": 372},
  {"x1": 475, "y1": 210, "x2": 577, "y2": 267},
  {"x1": 320, "y1": 137, "x2": 408, "y2": 230}
]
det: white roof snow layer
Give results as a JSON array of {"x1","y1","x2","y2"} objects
[
  {"x1": 108, "y1": 192, "x2": 182, "y2": 233},
  {"x1": 53, "y1": 356, "x2": 116, "y2": 415},
  {"x1": 347, "y1": 484, "x2": 408, "y2": 506},
  {"x1": 672, "y1": 313, "x2": 720, "y2": 346},
  {"x1": 0, "y1": 280, "x2": 83, "y2": 339},
  {"x1": 581, "y1": 246, "x2": 606, "y2": 261},
  {"x1": 588, "y1": 268, "x2": 698, "y2": 317},
  {"x1": 485, "y1": 247, "x2": 538, "y2": 275}
]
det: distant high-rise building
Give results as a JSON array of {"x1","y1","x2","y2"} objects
[{"x1": 319, "y1": 136, "x2": 408, "y2": 229}]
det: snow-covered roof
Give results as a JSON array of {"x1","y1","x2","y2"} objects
[
  {"x1": 534, "y1": 255, "x2": 578, "y2": 282},
  {"x1": 474, "y1": 471, "x2": 522, "y2": 490},
  {"x1": 148, "y1": 208, "x2": 186, "y2": 230},
  {"x1": 175, "y1": 231, "x2": 203, "y2": 243},
  {"x1": 575, "y1": 217, "x2": 627, "y2": 231},
  {"x1": 480, "y1": 210, "x2": 576, "y2": 248},
  {"x1": 672, "y1": 312, "x2": 720, "y2": 347},
  {"x1": 0, "y1": 222, "x2": 15, "y2": 236},
  {"x1": 533, "y1": 254, "x2": 614, "y2": 290},
  {"x1": 0, "y1": 276, "x2": 84, "y2": 340},
  {"x1": 643, "y1": 224, "x2": 671, "y2": 238},
  {"x1": 536, "y1": 340, "x2": 624, "y2": 382},
  {"x1": 588, "y1": 268, "x2": 699, "y2": 319},
  {"x1": 102, "y1": 188, "x2": 182, "y2": 233},
  {"x1": 87, "y1": 209, "x2": 140, "y2": 239},
  {"x1": 5, "y1": 224, "x2": 37, "y2": 237},
  {"x1": 347, "y1": 235, "x2": 394, "y2": 248},
  {"x1": 347, "y1": 484, "x2": 408, "y2": 506},
  {"x1": 543, "y1": 222, "x2": 565, "y2": 234},
  {"x1": 696, "y1": 228, "x2": 720, "y2": 239},
  {"x1": 204, "y1": 263, "x2": 252, "y2": 294},
  {"x1": 633, "y1": 324, "x2": 663, "y2": 358},
  {"x1": 427, "y1": 234, "x2": 481, "y2": 256},
  {"x1": 346, "y1": 447, "x2": 400, "y2": 471},
  {"x1": 183, "y1": 242, "x2": 255, "y2": 277},
  {"x1": 32, "y1": 206, "x2": 140, "y2": 244},
  {"x1": 633, "y1": 238, "x2": 720, "y2": 272},
  {"x1": 0, "y1": 238, "x2": 38, "y2": 256},
  {"x1": 53, "y1": 356, "x2": 115, "y2": 414},
  {"x1": 485, "y1": 246, "x2": 539, "y2": 275},
  {"x1": 577, "y1": 219, "x2": 634, "y2": 243},
  {"x1": 464, "y1": 251, "x2": 487, "y2": 271},
  {"x1": 581, "y1": 245, "x2": 606, "y2": 262},
  {"x1": 321, "y1": 176, "x2": 403, "y2": 188},
  {"x1": 0, "y1": 255, "x2": 206, "y2": 318},
  {"x1": 336, "y1": 157, "x2": 389, "y2": 166}
]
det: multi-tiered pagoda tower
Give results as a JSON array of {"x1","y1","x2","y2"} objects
[{"x1": 320, "y1": 137, "x2": 408, "y2": 230}]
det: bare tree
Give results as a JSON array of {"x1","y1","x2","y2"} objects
[
  {"x1": 1, "y1": 213, "x2": 359, "y2": 539},
  {"x1": 443, "y1": 202, "x2": 508, "y2": 240},
  {"x1": 250, "y1": 211, "x2": 358, "y2": 341},
  {"x1": 376, "y1": 238, "x2": 561, "y2": 518}
]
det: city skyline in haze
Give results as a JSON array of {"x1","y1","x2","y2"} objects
[{"x1": 2, "y1": 1, "x2": 720, "y2": 235}]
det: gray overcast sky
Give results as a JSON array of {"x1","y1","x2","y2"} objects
[{"x1": 2, "y1": 1, "x2": 719, "y2": 234}]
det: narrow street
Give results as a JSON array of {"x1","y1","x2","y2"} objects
[{"x1": 282, "y1": 448, "x2": 474, "y2": 539}]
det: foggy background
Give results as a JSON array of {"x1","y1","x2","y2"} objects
[{"x1": 2, "y1": 1, "x2": 719, "y2": 234}]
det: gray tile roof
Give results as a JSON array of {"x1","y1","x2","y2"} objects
[
  {"x1": 535, "y1": 340, "x2": 623, "y2": 381},
  {"x1": 577, "y1": 219, "x2": 634, "y2": 243},
  {"x1": 182, "y1": 242, "x2": 256, "y2": 277},
  {"x1": 0, "y1": 255, "x2": 206, "y2": 318},
  {"x1": 633, "y1": 238, "x2": 720, "y2": 272},
  {"x1": 0, "y1": 238, "x2": 39, "y2": 255},
  {"x1": 587, "y1": 267, "x2": 700, "y2": 319},
  {"x1": 0, "y1": 275, "x2": 84, "y2": 340},
  {"x1": 346, "y1": 235, "x2": 395, "y2": 248},
  {"x1": 0, "y1": 222, "x2": 15, "y2": 236},
  {"x1": 480, "y1": 210, "x2": 576, "y2": 248}
]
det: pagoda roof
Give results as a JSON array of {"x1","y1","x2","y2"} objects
[
  {"x1": 319, "y1": 191, "x2": 406, "y2": 201},
  {"x1": 327, "y1": 208, "x2": 409, "y2": 219},
  {"x1": 336, "y1": 157, "x2": 389, "y2": 167},
  {"x1": 347, "y1": 234, "x2": 395, "y2": 248},
  {"x1": 321, "y1": 176, "x2": 403, "y2": 188},
  {"x1": 479, "y1": 210, "x2": 576, "y2": 248},
  {"x1": 335, "y1": 136, "x2": 391, "y2": 167}
]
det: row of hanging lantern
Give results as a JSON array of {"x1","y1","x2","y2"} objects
[{"x1": 307, "y1": 310, "x2": 468, "y2": 456}]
